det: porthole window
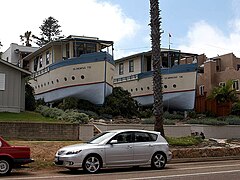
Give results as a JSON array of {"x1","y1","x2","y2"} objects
[
  {"x1": 38, "y1": 85, "x2": 40, "y2": 88},
  {"x1": 164, "y1": 85, "x2": 168, "y2": 88},
  {"x1": 72, "y1": 76, "x2": 75, "y2": 80},
  {"x1": 147, "y1": 86, "x2": 150, "y2": 90},
  {"x1": 56, "y1": 79, "x2": 59, "y2": 83},
  {"x1": 131, "y1": 89, "x2": 133, "y2": 92},
  {"x1": 44, "y1": 83, "x2": 46, "y2": 86},
  {"x1": 141, "y1": 87, "x2": 143, "y2": 91},
  {"x1": 41, "y1": 84, "x2": 43, "y2": 87},
  {"x1": 48, "y1": 82, "x2": 50, "y2": 85},
  {"x1": 35, "y1": 86, "x2": 37, "y2": 89},
  {"x1": 81, "y1": 75, "x2": 85, "y2": 79},
  {"x1": 136, "y1": 88, "x2": 138, "y2": 91},
  {"x1": 64, "y1": 77, "x2": 67, "y2": 81},
  {"x1": 173, "y1": 84, "x2": 176, "y2": 88},
  {"x1": 52, "y1": 81, "x2": 54, "y2": 84}
]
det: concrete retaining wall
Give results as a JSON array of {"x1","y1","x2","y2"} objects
[{"x1": 0, "y1": 122, "x2": 79, "y2": 140}]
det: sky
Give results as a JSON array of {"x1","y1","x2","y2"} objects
[{"x1": 1, "y1": 0, "x2": 240, "y2": 59}]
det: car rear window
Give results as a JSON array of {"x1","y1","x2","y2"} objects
[{"x1": 134, "y1": 132, "x2": 157, "y2": 142}]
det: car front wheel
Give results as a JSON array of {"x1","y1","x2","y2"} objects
[
  {"x1": 83, "y1": 155, "x2": 101, "y2": 173},
  {"x1": 151, "y1": 152, "x2": 166, "y2": 169},
  {"x1": 0, "y1": 159, "x2": 12, "y2": 176}
]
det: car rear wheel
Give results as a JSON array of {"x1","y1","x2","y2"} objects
[
  {"x1": 151, "y1": 152, "x2": 166, "y2": 169},
  {"x1": 0, "y1": 159, "x2": 12, "y2": 176},
  {"x1": 83, "y1": 155, "x2": 101, "y2": 173}
]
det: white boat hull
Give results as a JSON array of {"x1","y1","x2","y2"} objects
[{"x1": 35, "y1": 82, "x2": 112, "y2": 105}]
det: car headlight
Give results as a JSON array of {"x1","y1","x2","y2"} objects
[{"x1": 66, "y1": 150, "x2": 82, "y2": 155}]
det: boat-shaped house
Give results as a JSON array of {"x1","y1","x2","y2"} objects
[
  {"x1": 23, "y1": 35, "x2": 114, "y2": 105},
  {"x1": 113, "y1": 49, "x2": 198, "y2": 110}
]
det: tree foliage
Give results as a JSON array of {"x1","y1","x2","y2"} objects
[
  {"x1": 208, "y1": 80, "x2": 238, "y2": 103},
  {"x1": 100, "y1": 87, "x2": 139, "y2": 118},
  {"x1": 20, "y1": 31, "x2": 33, "y2": 47},
  {"x1": 25, "y1": 83, "x2": 36, "y2": 111},
  {"x1": 33, "y1": 16, "x2": 62, "y2": 46}
]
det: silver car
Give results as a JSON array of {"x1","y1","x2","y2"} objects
[{"x1": 54, "y1": 129, "x2": 172, "y2": 173}]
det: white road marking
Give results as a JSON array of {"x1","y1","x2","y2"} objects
[
  {"x1": 117, "y1": 169, "x2": 240, "y2": 180},
  {"x1": 2, "y1": 163, "x2": 240, "y2": 180}
]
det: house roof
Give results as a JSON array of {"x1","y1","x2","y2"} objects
[{"x1": 0, "y1": 59, "x2": 31, "y2": 75}]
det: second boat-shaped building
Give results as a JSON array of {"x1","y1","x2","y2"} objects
[{"x1": 113, "y1": 49, "x2": 198, "y2": 110}]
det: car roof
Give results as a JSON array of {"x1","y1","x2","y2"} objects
[{"x1": 106, "y1": 129, "x2": 160, "y2": 135}]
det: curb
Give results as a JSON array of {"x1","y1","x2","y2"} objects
[{"x1": 170, "y1": 156, "x2": 240, "y2": 163}]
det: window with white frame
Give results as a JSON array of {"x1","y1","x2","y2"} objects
[
  {"x1": 233, "y1": 80, "x2": 239, "y2": 91},
  {"x1": 219, "y1": 82, "x2": 226, "y2": 87},
  {"x1": 46, "y1": 51, "x2": 50, "y2": 65},
  {"x1": 0, "y1": 73, "x2": 6, "y2": 91},
  {"x1": 39, "y1": 55, "x2": 43, "y2": 68},
  {"x1": 129, "y1": 60, "x2": 134, "y2": 72},
  {"x1": 199, "y1": 85, "x2": 204, "y2": 96},
  {"x1": 119, "y1": 63, "x2": 124, "y2": 75}
]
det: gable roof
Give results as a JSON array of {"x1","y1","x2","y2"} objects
[{"x1": 0, "y1": 59, "x2": 31, "y2": 75}]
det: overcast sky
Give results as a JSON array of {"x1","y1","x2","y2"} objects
[{"x1": 1, "y1": 0, "x2": 240, "y2": 59}]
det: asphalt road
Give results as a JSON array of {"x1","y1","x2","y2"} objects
[{"x1": 2, "y1": 159, "x2": 240, "y2": 180}]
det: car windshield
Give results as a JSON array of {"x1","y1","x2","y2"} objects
[{"x1": 88, "y1": 132, "x2": 115, "y2": 144}]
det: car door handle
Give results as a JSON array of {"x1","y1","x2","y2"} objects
[
  {"x1": 149, "y1": 144, "x2": 153, "y2": 147},
  {"x1": 128, "y1": 145, "x2": 133, "y2": 148}
]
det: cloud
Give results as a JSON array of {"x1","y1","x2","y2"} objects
[
  {"x1": 0, "y1": 0, "x2": 139, "y2": 56},
  {"x1": 178, "y1": 20, "x2": 240, "y2": 57}
]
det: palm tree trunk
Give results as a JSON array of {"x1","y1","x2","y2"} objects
[{"x1": 150, "y1": 0, "x2": 165, "y2": 137}]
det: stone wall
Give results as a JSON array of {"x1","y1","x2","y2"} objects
[{"x1": 0, "y1": 122, "x2": 79, "y2": 140}]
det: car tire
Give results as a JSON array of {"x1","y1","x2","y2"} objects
[
  {"x1": 82, "y1": 155, "x2": 101, "y2": 173},
  {"x1": 151, "y1": 152, "x2": 166, "y2": 170},
  {"x1": 0, "y1": 159, "x2": 12, "y2": 176}
]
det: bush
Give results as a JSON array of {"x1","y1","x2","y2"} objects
[
  {"x1": 163, "y1": 111, "x2": 184, "y2": 120},
  {"x1": 59, "y1": 109, "x2": 89, "y2": 124},
  {"x1": 36, "y1": 105, "x2": 64, "y2": 118},
  {"x1": 223, "y1": 115, "x2": 240, "y2": 125},
  {"x1": 58, "y1": 97, "x2": 78, "y2": 110},
  {"x1": 25, "y1": 83, "x2": 36, "y2": 111},
  {"x1": 142, "y1": 117, "x2": 155, "y2": 124},
  {"x1": 186, "y1": 118, "x2": 228, "y2": 126},
  {"x1": 139, "y1": 109, "x2": 152, "y2": 118},
  {"x1": 232, "y1": 101, "x2": 240, "y2": 115},
  {"x1": 79, "y1": 110, "x2": 99, "y2": 119},
  {"x1": 166, "y1": 136, "x2": 202, "y2": 146}
]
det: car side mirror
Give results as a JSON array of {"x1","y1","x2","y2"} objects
[{"x1": 110, "y1": 140, "x2": 117, "y2": 144}]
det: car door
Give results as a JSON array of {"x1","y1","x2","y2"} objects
[
  {"x1": 133, "y1": 132, "x2": 155, "y2": 164},
  {"x1": 105, "y1": 132, "x2": 134, "y2": 166}
]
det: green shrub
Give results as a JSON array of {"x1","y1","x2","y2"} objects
[
  {"x1": 164, "y1": 119, "x2": 176, "y2": 125},
  {"x1": 166, "y1": 136, "x2": 202, "y2": 146},
  {"x1": 163, "y1": 111, "x2": 184, "y2": 120},
  {"x1": 139, "y1": 109, "x2": 153, "y2": 118},
  {"x1": 79, "y1": 110, "x2": 99, "y2": 119},
  {"x1": 58, "y1": 97, "x2": 78, "y2": 110},
  {"x1": 60, "y1": 110, "x2": 89, "y2": 124},
  {"x1": 224, "y1": 115, "x2": 240, "y2": 125},
  {"x1": 232, "y1": 102, "x2": 240, "y2": 115},
  {"x1": 142, "y1": 117, "x2": 155, "y2": 124},
  {"x1": 186, "y1": 118, "x2": 228, "y2": 126}
]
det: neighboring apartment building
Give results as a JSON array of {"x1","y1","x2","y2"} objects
[
  {"x1": 0, "y1": 59, "x2": 31, "y2": 113},
  {"x1": 195, "y1": 53, "x2": 240, "y2": 97},
  {"x1": 1, "y1": 43, "x2": 38, "y2": 70}
]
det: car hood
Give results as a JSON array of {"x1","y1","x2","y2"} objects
[{"x1": 58, "y1": 143, "x2": 100, "y2": 152}]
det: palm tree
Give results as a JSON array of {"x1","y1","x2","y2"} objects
[
  {"x1": 208, "y1": 80, "x2": 238, "y2": 104},
  {"x1": 149, "y1": 0, "x2": 165, "y2": 137},
  {"x1": 20, "y1": 31, "x2": 32, "y2": 47}
]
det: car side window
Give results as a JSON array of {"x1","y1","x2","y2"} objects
[
  {"x1": 112, "y1": 132, "x2": 132, "y2": 144},
  {"x1": 0, "y1": 140, "x2": 2, "y2": 147},
  {"x1": 134, "y1": 132, "x2": 154, "y2": 142}
]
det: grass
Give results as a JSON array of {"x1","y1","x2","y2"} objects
[
  {"x1": 166, "y1": 136, "x2": 203, "y2": 146},
  {"x1": 0, "y1": 111, "x2": 62, "y2": 123}
]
